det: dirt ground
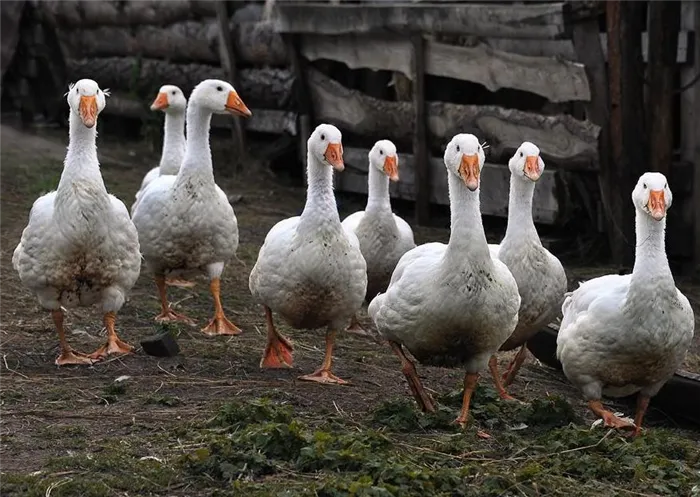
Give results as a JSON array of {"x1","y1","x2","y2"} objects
[{"x1": 1, "y1": 121, "x2": 699, "y2": 497}]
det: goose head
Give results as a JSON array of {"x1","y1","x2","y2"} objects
[
  {"x1": 444, "y1": 133, "x2": 485, "y2": 191},
  {"x1": 369, "y1": 139, "x2": 399, "y2": 181},
  {"x1": 509, "y1": 141, "x2": 544, "y2": 182},
  {"x1": 150, "y1": 85, "x2": 187, "y2": 113},
  {"x1": 632, "y1": 172, "x2": 672, "y2": 221},
  {"x1": 308, "y1": 123, "x2": 344, "y2": 171},
  {"x1": 67, "y1": 79, "x2": 107, "y2": 129},
  {"x1": 189, "y1": 79, "x2": 251, "y2": 117}
]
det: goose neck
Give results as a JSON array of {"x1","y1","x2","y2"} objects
[
  {"x1": 58, "y1": 111, "x2": 104, "y2": 191},
  {"x1": 159, "y1": 111, "x2": 186, "y2": 175},
  {"x1": 629, "y1": 209, "x2": 674, "y2": 292},
  {"x1": 502, "y1": 175, "x2": 539, "y2": 244},
  {"x1": 176, "y1": 104, "x2": 214, "y2": 183},
  {"x1": 299, "y1": 154, "x2": 340, "y2": 227},
  {"x1": 444, "y1": 172, "x2": 490, "y2": 264},
  {"x1": 365, "y1": 166, "x2": 392, "y2": 214}
]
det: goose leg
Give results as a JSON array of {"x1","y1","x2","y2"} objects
[
  {"x1": 154, "y1": 275, "x2": 195, "y2": 325},
  {"x1": 260, "y1": 306, "x2": 293, "y2": 368},
  {"x1": 632, "y1": 394, "x2": 650, "y2": 437},
  {"x1": 389, "y1": 341, "x2": 435, "y2": 412},
  {"x1": 488, "y1": 355, "x2": 516, "y2": 400},
  {"x1": 455, "y1": 372, "x2": 479, "y2": 427},
  {"x1": 346, "y1": 314, "x2": 372, "y2": 337},
  {"x1": 53, "y1": 309, "x2": 94, "y2": 366},
  {"x1": 298, "y1": 330, "x2": 348, "y2": 384},
  {"x1": 201, "y1": 277, "x2": 242, "y2": 336},
  {"x1": 502, "y1": 345, "x2": 529, "y2": 387},
  {"x1": 88, "y1": 312, "x2": 134, "y2": 359},
  {"x1": 588, "y1": 400, "x2": 636, "y2": 431}
]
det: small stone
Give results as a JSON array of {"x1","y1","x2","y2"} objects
[{"x1": 140, "y1": 332, "x2": 180, "y2": 357}]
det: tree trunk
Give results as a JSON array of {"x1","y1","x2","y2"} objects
[{"x1": 65, "y1": 57, "x2": 294, "y2": 109}]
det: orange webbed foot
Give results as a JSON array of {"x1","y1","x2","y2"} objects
[
  {"x1": 165, "y1": 278, "x2": 196, "y2": 288},
  {"x1": 56, "y1": 348, "x2": 95, "y2": 366},
  {"x1": 201, "y1": 314, "x2": 242, "y2": 336},
  {"x1": 298, "y1": 369, "x2": 349, "y2": 385},
  {"x1": 601, "y1": 411, "x2": 637, "y2": 431},
  {"x1": 155, "y1": 308, "x2": 196, "y2": 326},
  {"x1": 345, "y1": 316, "x2": 373, "y2": 337},
  {"x1": 88, "y1": 336, "x2": 134, "y2": 360},
  {"x1": 260, "y1": 332, "x2": 294, "y2": 368}
]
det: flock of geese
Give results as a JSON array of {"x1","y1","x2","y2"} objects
[{"x1": 12, "y1": 78, "x2": 695, "y2": 436}]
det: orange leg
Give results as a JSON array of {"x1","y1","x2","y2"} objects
[
  {"x1": 502, "y1": 345, "x2": 529, "y2": 387},
  {"x1": 346, "y1": 314, "x2": 372, "y2": 337},
  {"x1": 298, "y1": 330, "x2": 348, "y2": 384},
  {"x1": 488, "y1": 355, "x2": 516, "y2": 401},
  {"x1": 165, "y1": 277, "x2": 196, "y2": 288},
  {"x1": 53, "y1": 309, "x2": 94, "y2": 366},
  {"x1": 201, "y1": 277, "x2": 242, "y2": 336},
  {"x1": 455, "y1": 372, "x2": 480, "y2": 427},
  {"x1": 389, "y1": 341, "x2": 435, "y2": 412},
  {"x1": 260, "y1": 306, "x2": 294, "y2": 368},
  {"x1": 632, "y1": 394, "x2": 650, "y2": 437},
  {"x1": 588, "y1": 400, "x2": 636, "y2": 431},
  {"x1": 88, "y1": 311, "x2": 134, "y2": 360},
  {"x1": 154, "y1": 276, "x2": 195, "y2": 325}
]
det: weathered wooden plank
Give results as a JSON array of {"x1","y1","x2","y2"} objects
[
  {"x1": 411, "y1": 34, "x2": 429, "y2": 225},
  {"x1": 337, "y1": 147, "x2": 561, "y2": 225},
  {"x1": 273, "y1": 2, "x2": 568, "y2": 39},
  {"x1": 485, "y1": 32, "x2": 690, "y2": 64},
  {"x1": 65, "y1": 57, "x2": 294, "y2": 110},
  {"x1": 104, "y1": 93, "x2": 297, "y2": 135},
  {"x1": 307, "y1": 68, "x2": 600, "y2": 170},
  {"x1": 39, "y1": 0, "x2": 217, "y2": 27},
  {"x1": 692, "y1": 3, "x2": 700, "y2": 268},
  {"x1": 300, "y1": 33, "x2": 590, "y2": 103},
  {"x1": 54, "y1": 10, "x2": 287, "y2": 66}
]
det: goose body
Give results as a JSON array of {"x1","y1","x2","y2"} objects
[
  {"x1": 12, "y1": 79, "x2": 140, "y2": 365},
  {"x1": 369, "y1": 134, "x2": 521, "y2": 424},
  {"x1": 249, "y1": 124, "x2": 367, "y2": 383},
  {"x1": 132, "y1": 79, "x2": 252, "y2": 335},
  {"x1": 487, "y1": 142, "x2": 567, "y2": 386},
  {"x1": 131, "y1": 85, "x2": 186, "y2": 215},
  {"x1": 556, "y1": 172, "x2": 694, "y2": 435}
]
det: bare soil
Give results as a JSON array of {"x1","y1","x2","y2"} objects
[{"x1": 1, "y1": 121, "x2": 698, "y2": 496}]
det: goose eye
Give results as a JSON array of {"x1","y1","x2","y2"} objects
[
  {"x1": 643, "y1": 183, "x2": 647, "y2": 189},
  {"x1": 75, "y1": 88, "x2": 79, "y2": 94},
  {"x1": 216, "y1": 86, "x2": 223, "y2": 92},
  {"x1": 456, "y1": 145, "x2": 460, "y2": 152},
  {"x1": 172, "y1": 90, "x2": 176, "y2": 95},
  {"x1": 520, "y1": 151, "x2": 523, "y2": 157},
  {"x1": 320, "y1": 133, "x2": 325, "y2": 141},
  {"x1": 664, "y1": 183, "x2": 667, "y2": 189},
  {"x1": 379, "y1": 150, "x2": 383, "y2": 155}
]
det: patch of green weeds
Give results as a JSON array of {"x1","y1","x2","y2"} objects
[
  {"x1": 144, "y1": 394, "x2": 181, "y2": 407},
  {"x1": 100, "y1": 382, "x2": 127, "y2": 404},
  {"x1": 371, "y1": 398, "x2": 456, "y2": 432}
]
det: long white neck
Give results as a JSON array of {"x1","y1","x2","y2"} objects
[
  {"x1": 629, "y1": 209, "x2": 674, "y2": 293},
  {"x1": 365, "y1": 165, "x2": 392, "y2": 215},
  {"x1": 57, "y1": 111, "x2": 106, "y2": 194},
  {"x1": 159, "y1": 111, "x2": 186, "y2": 176},
  {"x1": 444, "y1": 172, "x2": 490, "y2": 264},
  {"x1": 502, "y1": 175, "x2": 540, "y2": 245},
  {"x1": 175, "y1": 105, "x2": 215, "y2": 185},
  {"x1": 299, "y1": 153, "x2": 340, "y2": 230}
]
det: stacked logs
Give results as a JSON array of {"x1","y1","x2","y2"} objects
[{"x1": 37, "y1": 1, "x2": 293, "y2": 129}]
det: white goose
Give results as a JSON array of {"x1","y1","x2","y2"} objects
[
  {"x1": 131, "y1": 85, "x2": 187, "y2": 216},
  {"x1": 12, "y1": 79, "x2": 141, "y2": 365},
  {"x1": 131, "y1": 79, "x2": 251, "y2": 335},
  {"x1": 488, "y1": 142, "x2": 567, "y2": 386},
  {"x1": 341, "y1": 140, "x2": 415, "y2": 333},
  {"x1": 369, "y1": 134, "x2": 521, "y2": 425},
  {"x1": 557, "y1": 172, "x2": 694, "y2": 436},
  {"x1": 249, "y1": 124, "x2": 367, "y2": 384}
]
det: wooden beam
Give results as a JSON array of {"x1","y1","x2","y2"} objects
[
  {"x1": 412, "y1": 34, "x2": 429, "y2": 225},
  {"x1": 693, "y1": 3, "x2": 700, "y2": 271},
  {"x1": 104, "y1": 93, "x2": 297, "y2": 135},
  {"x1": 273, "y1": 2, "x2": 568, "y2": 39},
  {"x1": 337, "y1": 147, "x2": 562, "y2": 225},
  {"x1": 285, "y1": 34, "x2": 313, "y2": 166},
  {"x1": 300, "y1": 33, "x2": 590, "y2": 103},
  {"x1": 484, "y1": 32, "x2": 691, "y2": 64},
  {"x1": 306, "y1": 68, "x2": 600, "y2": 170}
]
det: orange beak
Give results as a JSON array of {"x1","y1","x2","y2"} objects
[
  {"x1": 384, "y1": 155, "x2": 399, "y2": 181},
  {"x1": 79, "y1": 95, "x2": 98, "y2": 128},
  {"x1": 647, "y1": 190, "x2": 666, "y2": 220},
  {"x1": 150, "y1": 92, "x2": 169, "y2": 111},
  {"x1": 324, "y1": 142, "x2": 344, "y2": 171},
  {"x1": 524, "y1": 155, "x2": 541, "y2": 181},
  {"x1": 458, "y1": 154, "x2": 480, "y2": 191},
  {"x1": 225, "y1": 90, "x2": 252, "y2": 117}
]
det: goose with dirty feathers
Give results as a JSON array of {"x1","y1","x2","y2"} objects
[
  {"x1": 249, "y1": 124, "x2": 367, "y2": 384},
  {"x1": 341, "y1": 139, "x2": 415, "y2": 334},
  {"x1": 13, "y1": 79, "x2": 141, "y2": 365},
  {"x1": 369, "y1": 133, "x2": 521, "y2": 426},
  {"x1": 131, "y1": 79, "x2": 252, "y2": 336},
  {"x1": 488, "y1": 142, "x2": 567, "y2": 387},
  {"x1": 557, "y1": 172, "x2": 694, "y2": 436}
]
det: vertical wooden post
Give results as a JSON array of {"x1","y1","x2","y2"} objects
[
  {"x1": 680, "y1": 0, "x2": 700, "y2": 266},
  {"x1": 647, "y1": 1, "x2": 680, "y2": 177},
  {"x1": 285, "y1": 33, "x2": 313, "y2": 169},
  {"x1": 411, "y1": 33, "x2": 429, "y2": 226},
  {"x1": 215, "y1": 0, "x2": 246, "y2": 167}
]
